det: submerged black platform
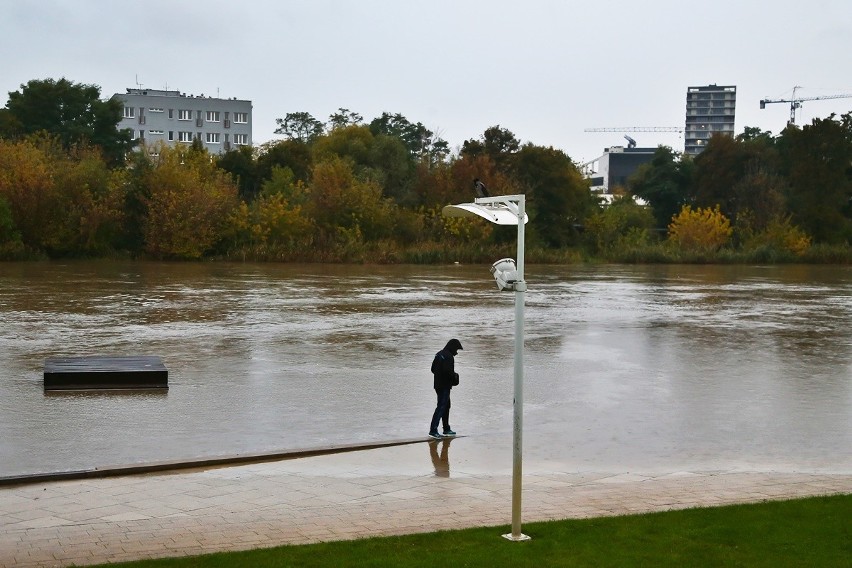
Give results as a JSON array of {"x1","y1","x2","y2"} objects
[{"x1": 44, "y1": 356, "x2": 168, "y2": 391}]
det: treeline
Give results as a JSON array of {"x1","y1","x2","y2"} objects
[{"x1": 1, "y1": 78, "x2": 851, "y2": 263}]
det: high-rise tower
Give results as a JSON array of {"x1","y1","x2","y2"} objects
[{"x1": 684, "y1": 84, "x2": 736, "y2": 155}]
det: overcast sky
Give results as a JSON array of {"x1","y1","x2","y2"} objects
[{"x1": 2, "y1": 0, "x2": 851, "y2": 164}]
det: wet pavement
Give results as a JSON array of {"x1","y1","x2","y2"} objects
[{"x1": 1, "y1": 434, "x2": 850, "y2": 568}]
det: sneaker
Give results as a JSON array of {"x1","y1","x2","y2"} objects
[
  {"x1": 442, "y1": 429, "x2": 456, "y2": 437},
  {"x1": 428, "y1": 432, "x2": 443, "y2": 440}
]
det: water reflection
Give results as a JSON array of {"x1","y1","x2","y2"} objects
[
  {"x1": 1, "y1": 261, "x2": 850, "y2": 477},
  {"x1": 429, "y1": 438, "x2": 452, "y2": 477},
  {"x1": 43, "y1": 390, "x2": 169, "y2": 399}
]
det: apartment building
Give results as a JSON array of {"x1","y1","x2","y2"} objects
[
  {"x1": 112, "y1": 88, "x2": 252, "y2": 154},
  {"x1": 684, "y1": 84, "x2": 736, "y2": 155}
]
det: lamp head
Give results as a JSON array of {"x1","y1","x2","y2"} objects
[{"x1": 490, "y1": 258, "x2": 518, "y2": 291}]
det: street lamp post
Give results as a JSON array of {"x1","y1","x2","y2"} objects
[{"x1": 442, "y1": 194, "x2": 530, "y2": 541}]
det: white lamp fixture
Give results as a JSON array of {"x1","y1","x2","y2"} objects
[{"x1": 490, "y1": 258, "x2": 519, "y2": 291}]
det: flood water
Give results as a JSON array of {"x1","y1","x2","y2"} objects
[{"x1": 1, "y1": 261, "x2": 850, "y2": 478}]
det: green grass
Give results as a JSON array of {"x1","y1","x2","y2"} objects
[{"x1": 85, "y1": 495, "x2": 851, "y2": 567}]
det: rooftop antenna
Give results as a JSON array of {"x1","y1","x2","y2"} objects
[{"x1": 135, "y1": 74, "x2": 143, "y2": 89}]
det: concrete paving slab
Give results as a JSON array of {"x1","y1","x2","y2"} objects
[{"x1": 0, "y1": 436, "x2": 850, "y2": 568}]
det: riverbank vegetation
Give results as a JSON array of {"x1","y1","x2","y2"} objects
[
  {"x1": 2, "y1": 78, "x2": 851, "y2": 263},
  {"x1": 88, "y1": 495, "x2": 851, "y2": 568}
]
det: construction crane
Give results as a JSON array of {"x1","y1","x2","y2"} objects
[
  {"x1": 759, "y1": 86, "x2": 852, "y2": 125},
  {"x1": 584, "y1": 127, "x2": 683, "y2": 149},
  {"x1": 584, "y1": 127, "x2": 684, "y2": 133}
]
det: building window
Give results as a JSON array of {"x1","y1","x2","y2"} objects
[
  {"x1": 234, "y1": 133, "x2": 248, "y2": 145},
  {"x1": 206, "y1": 111, "x2": 220, "y2": 122},
  {"x1": 178, "y1": 110, "x2": 192, "y2": 121},
  {"x1": 206, "y1": 132, "x2": 220, "y2": 143},
  {"x1": 124, "y1": 107, "x2": 135, "y2": 119},
  {"x1": 234, "y1": 112, "x2": 248, "y2": 123},
  {"x1": 148, "y1": 130, "x2": 164, "y2": 135},
  {"x1": 178, "y1": 131, "x2": 193, "y2": 142},
  {"x1": 168, "y1": 131, "x2": 174, "y2": 141},
  {"x1": 148, "y1": 107, "x2": 164, "y2": 113},
  {"x1": 168, "y1": 109, "x2": 174, "y2": 119}
]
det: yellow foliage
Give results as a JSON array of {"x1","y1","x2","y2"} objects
[
  {"x1": 0, "y1": 138, "x2": 125, "y2": 254},
  {"x1": 143, "y1": 144, "x2": 239, "y2": 259},
  {"x1": 667, "y1": 205, "x2": 732, "y2": 253},
  {"x1": 744, "y1": 216, "x2": 812, "y2": 256}
]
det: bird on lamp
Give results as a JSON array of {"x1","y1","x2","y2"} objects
[{"x1": 473, "y1": 178, "x2": 490, "y2": 198}]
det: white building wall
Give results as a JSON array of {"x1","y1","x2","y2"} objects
[{"x1": 112, "y1": 89, "x2": 252, "y2": 154}]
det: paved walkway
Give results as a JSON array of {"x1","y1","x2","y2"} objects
[{"x1": 1, "y1": 437, "x2": 850, "y2": 567}]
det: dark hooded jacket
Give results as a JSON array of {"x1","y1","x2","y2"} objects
[{"x1": 431, "y1": 338, "x2": 463, "y2": 389}]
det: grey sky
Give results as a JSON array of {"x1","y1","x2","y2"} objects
[{"x1": 2, "y1": 0, "x2": 851, "y2": 164}]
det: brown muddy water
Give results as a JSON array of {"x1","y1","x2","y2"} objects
[{"x1": 1, "y1": 261, "x2": 850, "y2": 477}]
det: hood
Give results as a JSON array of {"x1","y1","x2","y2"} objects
[{"x1": 444, "y1": 338, "x2": 463, "y2": 354}]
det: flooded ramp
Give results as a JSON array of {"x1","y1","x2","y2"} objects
[{"x1": 44, "y1": 356, "x2": 168, "y2": 391}]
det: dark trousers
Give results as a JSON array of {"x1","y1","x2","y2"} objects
[{"x1": 430, "y1": 387, "x2": 451, "y2": 433}]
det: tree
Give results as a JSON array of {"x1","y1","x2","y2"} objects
[
  {"x1": 2, "y1": 78, "x2": 134, "y2": 166},
  {"x1": 461, "y1": 125, "x2": 520, "y2": 172},
  {"x1": 667, "y1": 205, "x2": 732, "y2": 254},
  {"x1": 327, "y1": 108, "x2": 363, "y2": 131},
  {"x1": 692, "y1": 132, "x2": 786, "y2": 233},
  {"x1": 227, "y1": 166, "x2": 313, "y2": 250},
  {"x1": 584, "y1": 196, "x2": 656, "y2": 253},
  {"x1": 778, "y1": 113, "x2": 852, "y2": 244},
  {"x1": 142, "y1": 144, "x2": 239, "y2": 259},
  {"x1": 274, "y1": 112, "x2": 325, "y2": 143},
  {"x1": 368, "y1": 112, "x2": 448, "y2": 165},
  {"x1": 628, "y1": 146, "x2": 694, "y2": 228},
  {"x1": 217, "y1": 145, "x2": 259, "y2": 201},
  {"x1": 312, "y1": 125, "x2": 417, "y2": 205},
  {"x1": 0, "y1": 136, "x2": 126, "y2": 256},
  {"x1": 308, "y1": 156, "x2": 396, "y2": 245},
  {"x1": 514, "y1": 144, "x2": 597, "y2": 247},
  {"x1": 737, "y1": 126, "x2": 774, "y2": 143},
  {"x1": 256, "y1": 139, "x2": 313, "y2": 186}
]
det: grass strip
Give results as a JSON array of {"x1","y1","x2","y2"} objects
[{"x1": 85, "y1": 494, "x2": 850, "y2": 568}]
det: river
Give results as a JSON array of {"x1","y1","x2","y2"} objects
[{"x1": 0, "y1": 261, "x2": 850, "y2": 477}]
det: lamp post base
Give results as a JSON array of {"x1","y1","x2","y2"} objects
[{"x1": 502, "y1": 532, "x2": 531, "y2": 542}]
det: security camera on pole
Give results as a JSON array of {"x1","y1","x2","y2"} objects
[{"x1": 442, "y1": 192, "x2": 530, "y2": 542}]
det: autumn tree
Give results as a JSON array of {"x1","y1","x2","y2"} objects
[
  {"x1": 308, "y1": 156, "x2": 396, "y2": 246},
  {"x1": 667, "y1": 205, "x2": 732, "y2": 254},
  {"x1": 227, "y1": 166, "x2": 313, "y2": 250},
  {"x1": 142, "y1": 143, "x2": 239, "y2": 259},
  {"x1": 0, "y1": 136, "x2": 125, "y2": 255},
  {"x1": 312, "y1": 125, "x2": 417, "y2": 205},
  {"x1": 460, "y1": 125, "x2": 520, "y2": 173}
]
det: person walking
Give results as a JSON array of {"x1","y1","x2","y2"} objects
[{"x1": 429, "y1": 338, "x2": 463, "y2": 439}]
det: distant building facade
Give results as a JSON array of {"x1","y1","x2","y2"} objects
[
  {"x1": 684, "y1": 84, "x2": 736, "y2": 155},
  {"x1": 111, "y1": 88, "x2": 252, "y2": 154},
  {"x1": 583, "y1": 145, "x2": 657, "y2": 201}
]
